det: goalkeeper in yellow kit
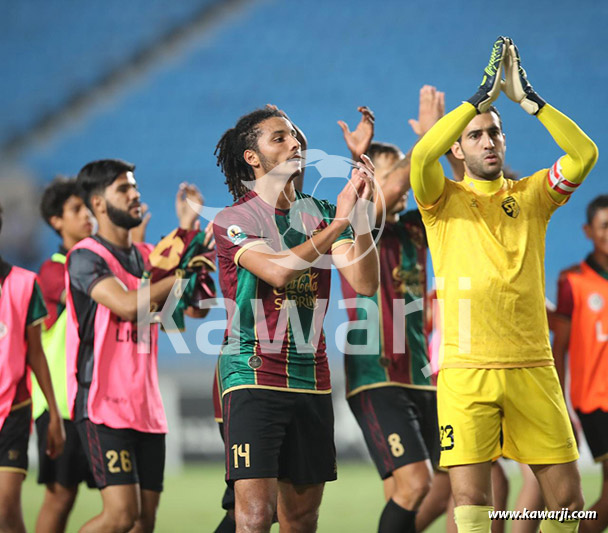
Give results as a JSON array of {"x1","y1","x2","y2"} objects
[{"x1": 411, "y1": 37, "x2": 598, "y2": 533}]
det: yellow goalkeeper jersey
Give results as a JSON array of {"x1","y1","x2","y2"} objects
[{"x1": 421, "y1": 170, "x2": 560, "y2": 368}]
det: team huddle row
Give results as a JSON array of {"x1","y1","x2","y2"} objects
[{"x1": 0, "y1": 36, "x2": 605, "y2": 533}]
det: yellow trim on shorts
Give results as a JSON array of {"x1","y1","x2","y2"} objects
[
  {"x1": 222, "y1": 384, "x2": 332, "y2": 397},
  {"x1": 214, "y1": 417, "x2": 223, "y2": 423},
  {"x1": 0, "y1": 467, "x2": 27, "y2": 476},
  {"x1": 10, "y1": 399, "x2": 32, "y2": 412},
  {"x1": 440, "y1": 360, "x2": 554, "y2": 369},
  {"x1": 346, "y1": 381, "x2": 437, "y2": 399}
]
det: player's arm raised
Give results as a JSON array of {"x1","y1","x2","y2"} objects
[
  {"x1": 376, "y1": 85, "x2": 452, "y2": 222},
  {"x1": 333, "y1": 156, "x2": 380, "y2": 296},
  {"x1": 411, "y1": 37, "x2": 508, "y2": 206},
  {"x1": 502, "y1": 39, "x2": 598, "y2": 204},
  {"x1": 338, "y1": 106, "x2": 375, "y2": 162}
]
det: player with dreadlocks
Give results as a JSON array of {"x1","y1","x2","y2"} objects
[
  {"x1": 211, "y1": 105, "x2": 307, "y2": 533},
  {"x1": 213, "y1": 106, "x2": 379, "y2": 533}
]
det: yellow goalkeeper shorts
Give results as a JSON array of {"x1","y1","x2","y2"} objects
[{"x1": 437, "y1": 366, "x2": 578, "y2": 467}]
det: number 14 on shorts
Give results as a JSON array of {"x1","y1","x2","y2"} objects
[{"x1": 231, "y1": 443, "x2": 251, "y2": 468}]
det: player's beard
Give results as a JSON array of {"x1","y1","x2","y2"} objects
[
  {"x1": 106, "y1": 199, "x2": 142, "y2": 230},
  {"x1": 465, "y1": 151, "x2": 504, "y2": 181},
  {"x1": 259, "y1": 153, "x2": 301, "y2": 182}
]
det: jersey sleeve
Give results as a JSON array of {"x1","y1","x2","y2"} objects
[
  {"x1": 400, "y1": 209, "x2": 428, "y2": 248},
  {"x1": 411, "y1": 102, "x2": 477, "y2": 207},
  {"x1": 38, "y1": 259, "x2": 66, "y2": 329},
  {"x1": 26, "y1": 281, "x2": 48, "y2": 327},
  {"x1": 537, "y1": 104, "x2": 598, "y2": 204},
  {"x1": 555, "y1": 272, "x2": 574, "y2": 319},
  {"x1": 213, "y1": 204, "x2": 268, "y2": 266},
  {"x1": 67, "y1": 248, "x2": 113, "y2": 295}
]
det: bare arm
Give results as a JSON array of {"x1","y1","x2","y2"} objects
[
  {"x1": 26, "y1": 324, "x2": 65, "y2": 458},
  {"x1": 333, "y1": 231, "x2": 378, "y2": 297},
  {"x1": 239, "y1": 218, "x2": 351, "y2": 289},
  {"x1": 552, "y1": 317, "x2": 571, "y2": 394},
  {"x1": 240, "y1": 159, "x2": 379, "y2": 295},
  {"x1": 334, "y1": 156, "x2": 379, "y2": 296},
  {"x1": 90, "y1": 275, "x2": 177, "y2": 322}
]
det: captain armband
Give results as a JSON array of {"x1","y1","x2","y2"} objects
[{"x1": 547, "y1": 157, "x2": 581, "y2": 196}]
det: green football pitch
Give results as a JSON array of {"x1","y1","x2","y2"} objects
[{"x1": 23, "y1": 462, "x2": 601, "y2": 532}]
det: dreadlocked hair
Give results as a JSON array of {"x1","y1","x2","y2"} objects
[{"x1": 215, "y1": 108, "x2": 284, "y2": 201}]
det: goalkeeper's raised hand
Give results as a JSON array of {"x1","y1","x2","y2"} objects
[
  {"x1": 502, "y1": 38, "x2": 546, "y2": 115},
  {"x1": 467, "y1": 36, "x2": 508, "y2": 113}
]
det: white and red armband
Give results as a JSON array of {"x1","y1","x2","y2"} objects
[{"x1": 547, "y1": 157, "x2": 581, "y2": 196}]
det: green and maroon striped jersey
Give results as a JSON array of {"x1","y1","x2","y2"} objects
[
  {"x1": 214, "y1": 190, "x2": 353, "y2": 396},
  {"x1": 341, "y1": 210, "x2": 433, "y2": 397}
]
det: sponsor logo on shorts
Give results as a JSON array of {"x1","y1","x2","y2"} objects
[
  {"x1": 0, "y1": 322, "x2": 6, "y2": 340},
  {"x1": 8, "y1": 449, "x2": 19, "y2": 461},
  {"x1": 501, "y1": 196, "x2": 520, "y2": 218},
  {"x1": 227, "y1": 225, "x2": 246, "y2": 245},
  {"x1": 588, "y1": 293, "x2": 604, "y2": 312}
]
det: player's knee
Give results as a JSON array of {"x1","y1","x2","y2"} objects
[
  {"x1": 45, "y1": 485, "x2": 78, "y2": 514},
  {"x1": 0, "y1": 499, "x2": 22, "y2": 530},
  {"x1": 395, "y1": 475, "x2": 432, "y2": 509},
  {"x1": 392, "y1": 464, "x2": 433, "y2": 509},
  {"x1": 559, "y1": 491, "x2": 585, "y2": 513},
  {"x1": 106, "y1": 505, "x2": 140, "y2": 533},
  {"x1": 282, "y1": 506, "x2": 319, "y2": 531},
  {"x1": 236, "y1": 502, "x2": 275, "y2": 531},
  {"x1": 133, "y1": 515, "x2": 156, "y2": 533}
]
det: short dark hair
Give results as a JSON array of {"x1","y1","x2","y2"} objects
[
  {"x1": 487, "y1": 105, "x2": 503, "y2": 130},
  {"x1": 587, "y1": 195, "x2": 608, "y2": 225},
  {"x1": 366, "y1": 142, "x2": 402, "y2": 165},
  {"x1": 40, "y1": 176, "x2": 79, "y2": 233},
  {"x1": 77, "y1": 159, "x2": 135, "y2": 210},
  {"x1": 215, "y1": 108, "x2": 284, "y2": 200},
  {"x1": 457, "y1": 105, "x2": 503, "y2": 143}
]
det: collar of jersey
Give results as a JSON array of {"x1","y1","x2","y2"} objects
[
  {"x1": 463, "y1": 173, "x2": 505, "y2": 196},
  {"x1": 586, "y1": 253, "x2": 608, "y2": 281}
]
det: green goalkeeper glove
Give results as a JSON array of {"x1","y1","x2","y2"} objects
[
  {"x1": 502, "y1": 39, "x2": 546, "y2": 115},
  {"x1": 467, "y1": 36, "x2": 508, "y2": 113}
]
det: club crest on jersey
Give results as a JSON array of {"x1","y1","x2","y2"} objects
[
  {"x1": 248, "y1": 355, "x2": 262, "y2": 370},
  {"x1": 0, "y1": 322, "x2": 6, "y2": 340},
  {"x1": 227, "y1": 225, "x2": 246, "y2": 245},
  {"x1": 588, "y1": 293, "x2": 604, "y2": 312},
  {"x1": 501, "y1": 196, "x2": 520, "y2": 218}
]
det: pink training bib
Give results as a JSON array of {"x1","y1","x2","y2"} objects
[
  {"x1": 0, "y1": 267, "x2": 36, "y2": 429},
  {"x1": 65, "y1": 238, "x2": 166, "y2": 433}
]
